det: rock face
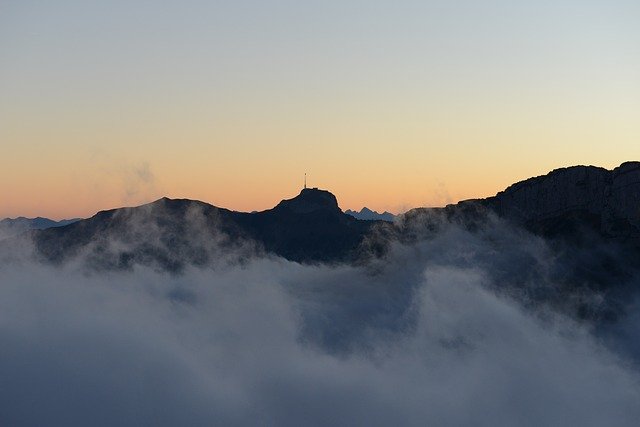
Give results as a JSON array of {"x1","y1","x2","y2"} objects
[
  {"x1": 462, "y1": 162, "x2": 640, "y2": 241},
  {"x1": 389, "y1": 162, "x2": 640, "y2": 325}
]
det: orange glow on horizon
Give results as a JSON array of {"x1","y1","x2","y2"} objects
[{"x1": 2, "y1": 1, "x2": 639, "y2": 220}]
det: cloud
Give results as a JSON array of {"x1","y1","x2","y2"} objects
[
  {"x1": 123, "y1": 162, "x2": 157, "y2": 202},
  {"x1": 1, "y1": 212, "x2": 640, "y2": 426},
  {"x1": 83, "y1": 147, "x2": 164, "y2": 207}
]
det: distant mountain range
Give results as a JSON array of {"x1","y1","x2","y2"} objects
[
  {"x1": 25, "y1": 188, "x2": 378, "y2": 268},
  {"x1": 345, "y1": 207, "x2": 396, "y2": 222},
  {"x1": 2, "y1": 161, "x2": 635, "y2": 327},
  {"x1": 4, "y1": 161, "x2": 636, "y2": 269},
  {"x1": 0, "y1": 217, "x2": 80, "y2": 240}
]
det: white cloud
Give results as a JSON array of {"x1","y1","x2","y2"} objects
[{"x1": 1, "y1": 225, "x2": 639, "y2": 426}]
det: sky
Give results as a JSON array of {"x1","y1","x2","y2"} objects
[{"x1": 1, "y1": 0, "x2": 639, "y2": 219}]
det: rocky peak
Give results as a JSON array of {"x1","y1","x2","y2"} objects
[{"x1": 274, "y1": 188, "x2": 341, "y2": 214}]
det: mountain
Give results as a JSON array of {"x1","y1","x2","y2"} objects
[
  {"x1": 473, "y1": 161, "x2": 640, "y2": 243},
  {"x1": 0, "y1": 217, "x2": 80, "y2": 240},
  {"x1": 393, "y1": 162, "x2": 640, "y2": 243},
  {"x1": 1, "y1": 162, "x2": 638, "y2": 325},
  {"x1": 6, "y1": 162, "x2": 640, "y2": 276},
  {"x1": 345, "y1": 207, "x2": 396, "y2": 222},
  {"x1": 393, "y1": 162, "x2": 640, "y2": 323},
  {"x1": 28, "y1": 188, "x2": 381, "y2": 271}
]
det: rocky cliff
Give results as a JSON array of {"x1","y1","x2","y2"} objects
[{"x1": 461, "y1": 162, "x2": 640, "y2": 241}]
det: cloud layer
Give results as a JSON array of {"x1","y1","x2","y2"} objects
[{"x1": 1, "y1": 216, "x2": 639, "y2": 426}]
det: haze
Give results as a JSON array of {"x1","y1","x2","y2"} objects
[{"x1": 1, "y1": 0, "x2": 639, "y2": 219}]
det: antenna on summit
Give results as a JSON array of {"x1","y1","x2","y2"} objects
[{"x1": 304, "y1": 173, "x2": 307, "y2": 189}]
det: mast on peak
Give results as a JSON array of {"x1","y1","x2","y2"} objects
[{"x1": 304, "y1": 173, "x2": 307, "y2": 189}]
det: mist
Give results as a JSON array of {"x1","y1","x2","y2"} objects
[{"x1": 1, "y1": 214, "x2": 640, "y2": 426}]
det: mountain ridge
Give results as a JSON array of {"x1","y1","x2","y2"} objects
[
  {"x1": 27, "y1": 188, "x2": 378, "y2": 269},
  {"x1": 4, "y1": 161, "x2": 639, "y2": 270},
  {"x1": 3, "y1": 162, "x2": 639, "y2": 324},
  {"x1": 471, "y1": 161, "x2": 640, "y2": 241}
]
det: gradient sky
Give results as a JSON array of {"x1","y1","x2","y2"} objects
[{"x1": 1, "y1": 0, "x2": 639, "y2": 219}]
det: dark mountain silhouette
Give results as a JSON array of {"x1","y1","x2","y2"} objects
[
  {"x1": 477, "y1": 161, "x2": 640, "y2": 243},
  {"x1": 393, "y1": 162, "x2": 640, "y2": 323},
  {"x1": 29, "y1": 188, "x2": 380, "y2": 270},
  {"x1": 345, "y1": 207, "x2": 396, "y2": 222},
  {"x1": 231, "y1": 189, "x2": 375, "y2": 263},
  {"x1": 3, "y1": 163, "x2": 640, "y2": 375},
  {"x1": 5, "y1": 162, "x2": 638, "y2": 284},
  {"x1": 395, "y1": 162, "x2": 640, "y2": 244},
  {"x1": 1, "y1": 162, "x2": 638, "y2": 326}
]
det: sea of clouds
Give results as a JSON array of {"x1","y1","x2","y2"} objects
[{"x1": 1, "y1": 213, "x2": 639, "y2": 426}]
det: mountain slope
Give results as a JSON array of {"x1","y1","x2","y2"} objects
[
  {"x1": 11, "y1": 162, "x2": 640, "y2": 276},
  {"x1": 30, "y1": 188, "x2": 379, "y2": 270},
  {"x1": 477, "y1": 161, "x2": 640, "y2": 242},
  {"x1": 392, "y1": 162, "x2": 640, "y2": 323},
  {"x1": 392, "y1": 162, "x2": 640, "y2": 244}
]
